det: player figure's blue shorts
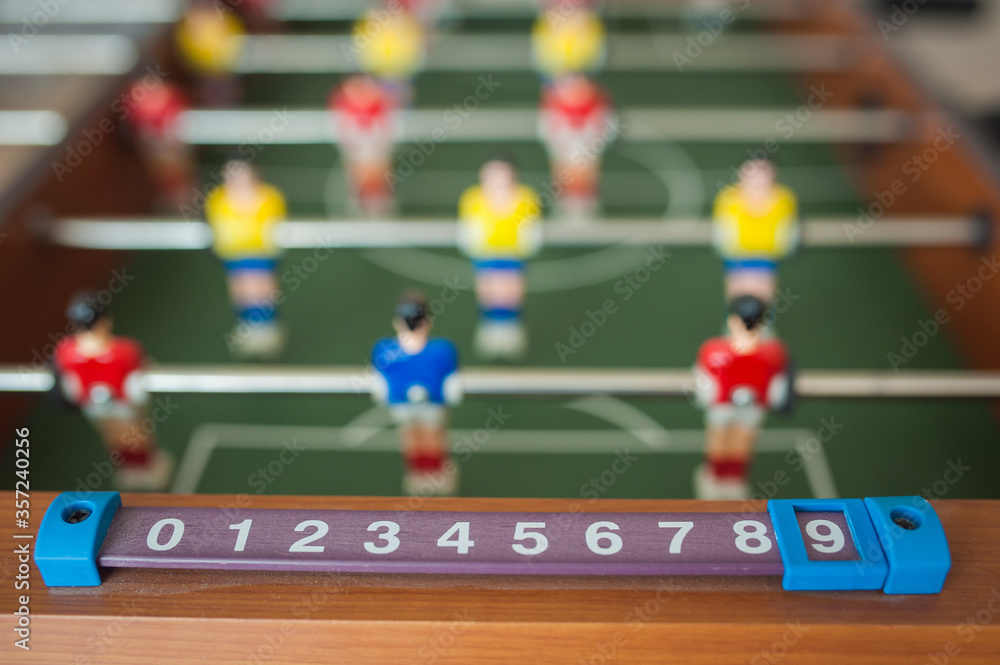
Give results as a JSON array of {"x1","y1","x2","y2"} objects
[
  {"x1": 224, "y1": 257, "x2": 279, "y2": 274},
  {"x1": 723, "y1": 258, "x2": 777, "y2": 274},
  {"x1": 472, "y1": 258, "x2": 525, "y2": 274}
]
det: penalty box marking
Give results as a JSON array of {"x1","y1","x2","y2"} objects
[{"x1": 173, "y1": 422, "x2": 836, "y2": 498}]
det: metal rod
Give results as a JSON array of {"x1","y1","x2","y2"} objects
[
  {"x1": 177, "y1": 107, "x2": 916, "y2": 145},
  {"x1": 0, "y1": 35, "x2": 139, "y2": 75},
  {"x1": 44, "y1": 217, "x2": 984, "y2": 251},
  {"x1": 235, "y1": 34, "x2": 861, "y2": 74},
  {"x1": 0, "y1": 111, "x2": 68, "y2": 146},
  {"x1": 0, "y1": 0, "x2": 808, "y2": 24},
  {"x1": 3, "y1": 366, "x2": 1000, "y2": 399}
]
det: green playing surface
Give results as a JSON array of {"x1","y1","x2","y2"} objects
[{"x1": 8, "y1": 15, "x2": 1000, "y2": 499}]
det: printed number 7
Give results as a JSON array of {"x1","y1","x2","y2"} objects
[{"x1": 657, "y1": 521, "x2": 694, "y2": 554}]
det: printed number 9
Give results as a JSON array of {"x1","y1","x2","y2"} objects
[{"x1": 805, "y1": 519, "x2": 845, "y2": 554}]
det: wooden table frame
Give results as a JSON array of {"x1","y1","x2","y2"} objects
[{"x1": 2, "y1": 492, "x2": 999, "y2": 664}]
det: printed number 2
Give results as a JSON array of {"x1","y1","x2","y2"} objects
[{"x1": 289, "y1": 520, "x2": 329, "y2": 553}]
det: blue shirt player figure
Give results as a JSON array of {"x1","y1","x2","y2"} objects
[{"x1": 371, "y1": 292, "x2": 462, "y2": 496}]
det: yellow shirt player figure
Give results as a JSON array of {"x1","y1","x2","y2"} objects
[
  {"x1": 352, "y1": 7, "x2": 426, "y2": 106},
  {"x1": 531, "y1": 4, "x2": 606, "y2": 80},
  {"x1": 206, "y1": 160, "x2": 287, "y2": 358},
  {"x1": 175, "y1": 0, "x2": 246, "y2": 107},
  {"x1": 458, "y1": 157, "x2": 542, "y2": 360},
  {"x1": 713, "y1": 159, "x2": 799, "y2": 303}
]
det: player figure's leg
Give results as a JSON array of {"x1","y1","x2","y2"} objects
[
  {"x1": 474, "y1": 265, "x2": 528, "y2": 360},
  {"x1": 88, "y1": 411, "x2": 174, "y2": 491},
  {"x1": 225, "y1": 264, "x2": 285, "y2": 358},
  {"x1": 398, "y1": 407, "x2": 458, "y2": 496},
  {"x1": 142, "y1": 138, "x2": 197, "y2": 210},
  {"x1": 349, "y1": 159, "x2": 394, "y2": 218},
  {"x1": 695, "y1": 406, "x2": 760, "y2": 500}
]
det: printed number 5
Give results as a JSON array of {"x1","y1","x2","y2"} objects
[{"x1": 512, "y1": 522, "x2": 548, "y2": 555}]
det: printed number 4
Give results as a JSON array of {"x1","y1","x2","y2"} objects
[{"x1": 438, "y1": 521, "x2": 475, "y2": 554}]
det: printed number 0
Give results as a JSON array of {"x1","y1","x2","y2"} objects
[
  {"x1": 733, "y1": 520, "x2": 773, "y2": 555},
  {"x1": 585, "y1": 521, "x2": 623, "y2": 555},
  {"x1": 147, "y1": 518, "x2": 184, "y2": 552},
  {"x1": 512, "y1": 522, "x2": 548, "y2": 555},
  {"x1": 365, "y1": 520, "x2": 401, "y2": 554},
  {"x1": 805, "y1": 519, "x2": 845, "y2": 553},
  {"x1": 289, "y1": 520, "x2": 329, "y2": 553}
]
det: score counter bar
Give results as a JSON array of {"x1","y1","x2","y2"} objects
[{"x1": 35, "y1": 492, "x2": 950, "y2": 594}]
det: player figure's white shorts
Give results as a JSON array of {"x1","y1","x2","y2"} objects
[
  {"x1": 705, "y1": 404, "x2": 765, "y2": 429},
  {"x1": 389, "y1": 402, "x2": 447, "y2": 426},
  {"x1": 82, "y1": 400, "x2": 143, "y2": 422}
]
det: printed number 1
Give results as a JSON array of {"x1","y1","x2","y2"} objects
[{"x1": 229, "y1": 519, "x2": 252, "y2": 552}]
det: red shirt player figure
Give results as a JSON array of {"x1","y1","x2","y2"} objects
[
  {"x1": 53, "y1": 292, "x2": 174, "y2": 491},
  {"x1": 125, "y1": 79, "x2": 196, "y2": 210},
  {"x1": 539, "y1": 74, "x2": 614, "y2": 219},
  {"x1": 329, "y1": 75, "x2": 398, "y2": 217},
  {"x1": 693, "y1": 295, "x2": 790, "y2": 500}
]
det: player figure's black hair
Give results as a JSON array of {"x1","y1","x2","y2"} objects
[
  {"x1": 395, "y1": 291, "x2": 430, "y2": 331},
  {"x1": 65, "y1": 291, "x2": 105, "y2": 330},
  {"x1": 727, "y1": 294, "x2": 768, "y2": 331},
  {"x1": 482, "y1": 151, "x2": 518, "y2": 171}
]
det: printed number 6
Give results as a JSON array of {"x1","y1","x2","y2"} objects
[{"x1": 585, "y1": 521, "x2": 623, "y2": 555}]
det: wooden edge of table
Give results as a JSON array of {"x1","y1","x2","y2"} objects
[
  {"x1": 2, "y1": 492, "x2": 998, "y2": 664},
  {"x1": 780, "y1": 0, "x2": 1000, "y2": 384}
]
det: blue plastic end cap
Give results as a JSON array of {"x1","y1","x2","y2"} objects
[
  {"x1": 864, "y1": 496, "x2": 951, "y2": 594},
  {"x1": 35, "y1": 492, "x2": 121, "y2": 587},
  {"x1": 769, "y1": 498, "x2": 888, "y2": 591}
]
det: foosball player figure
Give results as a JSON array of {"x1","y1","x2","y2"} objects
[
  {"x1": 124, "y1": 79, "x2": 196, "y2": 210},
  {"x1": 353, "y1": 7, "x2": 426, "y2": 107},
  {"x1": 693, "y1": 295, "x2": 791, "y2": 500},
  {"x1": 371, "y1": 292, "x2": 462, "y2": 496},
  {"x1": 329, "y1": 75, "x2": 398, "y2": 217},
  {"x1": 205, "y1": 159, "x2": 288, "y2": 358},
  {"x1": 175, "y1": 0, "x2": 247, "y2": 107},
  {"x1": 458, "y1": 157, "x2": 542, "y2": 360},
  {"x1": 531, "y1": 3, "x2": 606, "y2": 81},
  {"x1": 539, "y1": 74, "x2": 614, "y2": 219},
  {"x1": 53, "y1": 293, "x2": 174, "y2": 491},
  {"x1": 713, "y1": 159, "x2": 799, "y2": 303}
]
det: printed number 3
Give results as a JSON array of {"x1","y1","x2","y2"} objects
[{"x1": 365, "y1": 520, "x2": 401, "y2": 554}]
